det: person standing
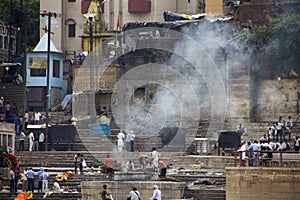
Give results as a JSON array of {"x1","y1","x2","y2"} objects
[
  {"x1": 117, "y1": 129, "x2": 125, "y2": 152},
  {"x1": 5, "y1": 101, "x2": 11, "y2": 121},
  {"x1": 125, "y1": 131, "x2": 131, "y2": 151},
  {"x1": 79, "y1": 154, "x2": 84, "y2": 175},
  {"x1": 14, "y1": 168, "x2": 20, "y2": 192},
  {"x1": 19, "y1": 130, "x2": 26, "y2": 152},
  {"x1": 127, "y1": 187, "x2": 140, "y2": 200},
  {"x1": 237, "y1": 141, "x2": 247, "y2": 167},
  {"x1": 150, "y1": 185, "x2": 161, "y2": 200},
  {"x1": 0, "y1": 96, "x2": 3, "y2": 114},
  {"x1": 9, "y1": 167, "x2": 15, "y2": 194},
  {"x1": 247, "y1": 140, "x2": 261, "y2": 167},
  {"x1": 294, "y1": 136, "x2": 300, "y2": 152},
  {"x1": 129, "y1": 131, "x2": 136, "y2": 152},
  {"x1": 34, "y1": 111, "x2": 41, "y2": 125},
  {"x1": 152, "y1": 147, "x2": 159, "y2": 172},
  {"x1": 0, "y1": 111, "x2": 6, "y2": 122},
  {"x1": 285, "y1": 115, "x2": 293, "y2": 142},
  {"x1": 26, "y1": 167, "x2": 35, "y2": 192},
  {"x1": 42, "y1": 169, "x2": 49, "y2": 192},
  {"x1": 37, "y1": 167, "x2": 44, "y2": 192},
  {"x1": 39, "y1": 131, "x2": 45, "y2": 151},
  {"x1": 24, "y1": 111, "x2": 29, "y2": 130},
  {"x1": 15, "y1": 115, "x2": 21, "y2": 135},
  {"x1": 74, "y1": 153, "x2": 79, "y2": 174},
  {"x1": 159, "y1": 161, "x2": 167, "y2": 178},
  {"x1": 10, "y1": 103, "x2": 18, "y2": 117},
  {"x1": 105, "y1": 154, "x2": 114, "y2": 180},
  {"x1": 101, "y1": 184, "x2": 112, "y2": 200},
  {"x1": 22, "y1": 168, "x2": 28, "y2": 192},
  {"x1": 28, "y1": 131, "x2": 35, "y2": 152}
]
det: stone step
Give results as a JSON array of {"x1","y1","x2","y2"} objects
[
  {"x1": 15, "y1": 151, "x2": 184, "y2": 170},
  {"x1": 0, "y1": 84, "x2": 25, "y2": 113}
]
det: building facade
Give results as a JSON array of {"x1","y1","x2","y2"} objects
[
  {"x1": 40, "y1": 0, "x2": 223, "y2": 61},
  {"x1": 26, "y1": 34, "x2": 67, "y2": 111}
]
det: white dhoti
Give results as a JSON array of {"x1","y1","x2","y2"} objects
[{"x1": 117, "y1": 139, "x2": 124, "y2": 152}]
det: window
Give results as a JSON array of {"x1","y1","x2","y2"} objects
[
  {"x1": 53, "y1": 60, "x2": 60, "y2": 78},
  {"x1": 68, "y1": 24, "x2": 76, "y2": 37},
  {"x1": 30, "y1": 69, "x2": 46, "y2": 77},
  {"x1": 128, "y1": 0, "x2": 151, "y2": 13}
]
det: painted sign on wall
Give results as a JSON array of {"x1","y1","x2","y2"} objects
[{"x1": 73, "y1": 66, "x2": 117, "y2": 92}]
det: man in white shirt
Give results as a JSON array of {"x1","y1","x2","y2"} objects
[
  {"x1": 237, "y1": 141, "x2": 247, "y2": 167},
  {"x1": 129, "y1": 131, "x2": 136, "y2": 152},
  {"x1": 42, "y1": 169, "x2": 49, "y2": 192},
  {"x1": 127, "y1": 187, "x2": 140, "y2": 200},
  {"x1": 29, "y1": 132, "x2": 35, "y2": 152},
  {"x1": 22, "y1": 168, "x2": 28, "y2": 192},
  {"x1": 152, "y1": 148, "x2": 159, "y2": 172},
  {"x1": 34, "y1": 111, "x2": 41, "y2": 125},
  {"x1": 39, "y1": 132, "x2": 45, "y2": 151},
  {"x1": 117, "y1": 129, "x2": 125, "y2": 152},
  {"x1": 19, "y1": 130, "x2": 26, "y2": 152}
]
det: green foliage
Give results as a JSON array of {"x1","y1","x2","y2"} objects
[
  {"x1": 232, "y1": 10, "x2": 300, "y2": 78},
  {"x1": 0, "y1": 1, "x2": 11, "y2": 22},
  {"x1": 26, "y1": 0, "x2": 40, "y2": 50},
  {"x1": 0, "y1": 0, "x2": 40, "y2": 54}
]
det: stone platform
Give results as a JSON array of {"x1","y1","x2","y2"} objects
[{"x1": 81, "y1": 181, "x2": 186, "y2": 200}]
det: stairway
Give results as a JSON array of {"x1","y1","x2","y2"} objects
[{"x1": 0, "y1": 84, "x2": 25, "y2": 113}]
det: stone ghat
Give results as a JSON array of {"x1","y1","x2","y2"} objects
[
  {"x1": 226, "y1": 167, "x2": 300, "y2": 200},
  {"x1": 81, "y1": 181, "x2": 186, "y2": 200}
]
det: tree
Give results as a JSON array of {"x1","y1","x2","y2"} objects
[
  {"x1": 232, "y1": 10, "x2": 300, "y2": 79},
  {"x1": 0, "y1": 0, "x2": 40, "y2": 55}
]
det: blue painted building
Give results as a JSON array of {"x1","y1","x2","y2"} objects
[{"x1": 26, "y1": 33, "x2": 67, "y2": 111}]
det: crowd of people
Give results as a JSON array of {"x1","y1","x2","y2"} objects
[
  {"x1": 237, "y1": 115, "x2": 298, "y2": 167},
  {"x1": 9, "y1": 167, "x2": 49, "y2": 194},
  {"x1": 0, "y1": 96, "x2": 48, "y2": 152}
]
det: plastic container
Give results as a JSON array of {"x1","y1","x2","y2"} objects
[{"x1": 89, "y1": 124, "x2": 111, "y2": 135}]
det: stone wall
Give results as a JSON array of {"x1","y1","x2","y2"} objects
[
  {"x1": 255, "y1": 79, "x2": 299, "y2": 122},
  {"x1": 81, "y1": 181, "x2": 186, "y2": 200},
  {"x1": 226, "y1": 167, "x2": 300, "y2": 200}
]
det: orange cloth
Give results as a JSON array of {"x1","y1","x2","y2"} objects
[
  {"x1": 105, "y1": 157, "x2": 114, "y2": 168},
  {"x1": 14, "y1": 191, "x2": 29, "y2": 200}
]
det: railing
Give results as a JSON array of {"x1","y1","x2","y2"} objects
[{"x1": 234, "y1": 150, "x2": 300, "y2": 167}]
